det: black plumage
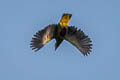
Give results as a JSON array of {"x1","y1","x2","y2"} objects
[{"x1": 30, "y1": 24, "x2": 92, "y2": 56}]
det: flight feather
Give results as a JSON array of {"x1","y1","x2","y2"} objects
[
  {"x1": 30, "y1": 24, "x2": 57, "y2": 51},
  {"x1": 65, "y1": 26, "x2": 92, "y2": 56}
]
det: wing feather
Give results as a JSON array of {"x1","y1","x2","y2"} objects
[
  {"x1": 65, "y1": 26, "x2": 92, "y2": 56},
  {"x1": 30, "y1": 24, "x2": 57, "y2": 51}
]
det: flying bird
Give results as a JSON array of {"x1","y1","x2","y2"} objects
[{"x1": 30, "y1": 13, "x2": 92, "y2": 56}]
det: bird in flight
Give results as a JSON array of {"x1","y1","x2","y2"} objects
[{"x1": 30, "y1": 13, "x2": 92, "y2": 56}]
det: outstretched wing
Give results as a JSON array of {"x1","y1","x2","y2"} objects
[
  {"x1": 30, "y1": 24, "x2": 57, "y2": 51},
  {"x1": 65, "y1": 26, "x2": 92, "y2": 56}
]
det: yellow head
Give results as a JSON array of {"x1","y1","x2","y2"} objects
[{"x1": 58, "y1": 13, "x2": 72, "y2": 27}]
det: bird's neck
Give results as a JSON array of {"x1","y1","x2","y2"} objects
[
  {"x1": 58, "y1": 21, "x2": 68, "y2": 27},
  {"x1": 58, "y1": 18, "x2": 69, "y2": 27}
]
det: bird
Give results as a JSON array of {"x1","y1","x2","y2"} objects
[{"x1": 30, "y1": 13, "x2": 92, "y2": 56}]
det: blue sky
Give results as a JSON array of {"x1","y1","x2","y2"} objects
[{"x1": 0, "y1": 0, "x2": 120, "y2": 80}]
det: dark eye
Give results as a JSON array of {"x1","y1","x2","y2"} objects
[{"x1": 64, "y1": 16, "x2": 67, "y2": 19}]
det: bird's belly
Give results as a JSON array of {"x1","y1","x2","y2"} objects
[{"x1": 60, "y1": 27, "x2": 66, "y2": 37}]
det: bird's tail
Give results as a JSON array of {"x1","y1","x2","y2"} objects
[{"x1": 55, "y1": 38, "x2": 63, "y2": 51}]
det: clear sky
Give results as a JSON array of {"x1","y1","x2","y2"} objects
[{"x1": 0, "y1": 0, "x2": 120, "y2": 80}]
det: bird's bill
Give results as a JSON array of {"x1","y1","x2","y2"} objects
[{"x1": 62, "y1": 13, "x2": 72, "y2": 19}]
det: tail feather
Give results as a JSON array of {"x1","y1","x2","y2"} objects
[{"x1": 55, "y1": 38, "x2": 63, "y2": 51}]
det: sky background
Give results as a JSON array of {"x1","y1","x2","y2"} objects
[{"x1": 0, "y1": 0, "x2": 120, "y2": 80}]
